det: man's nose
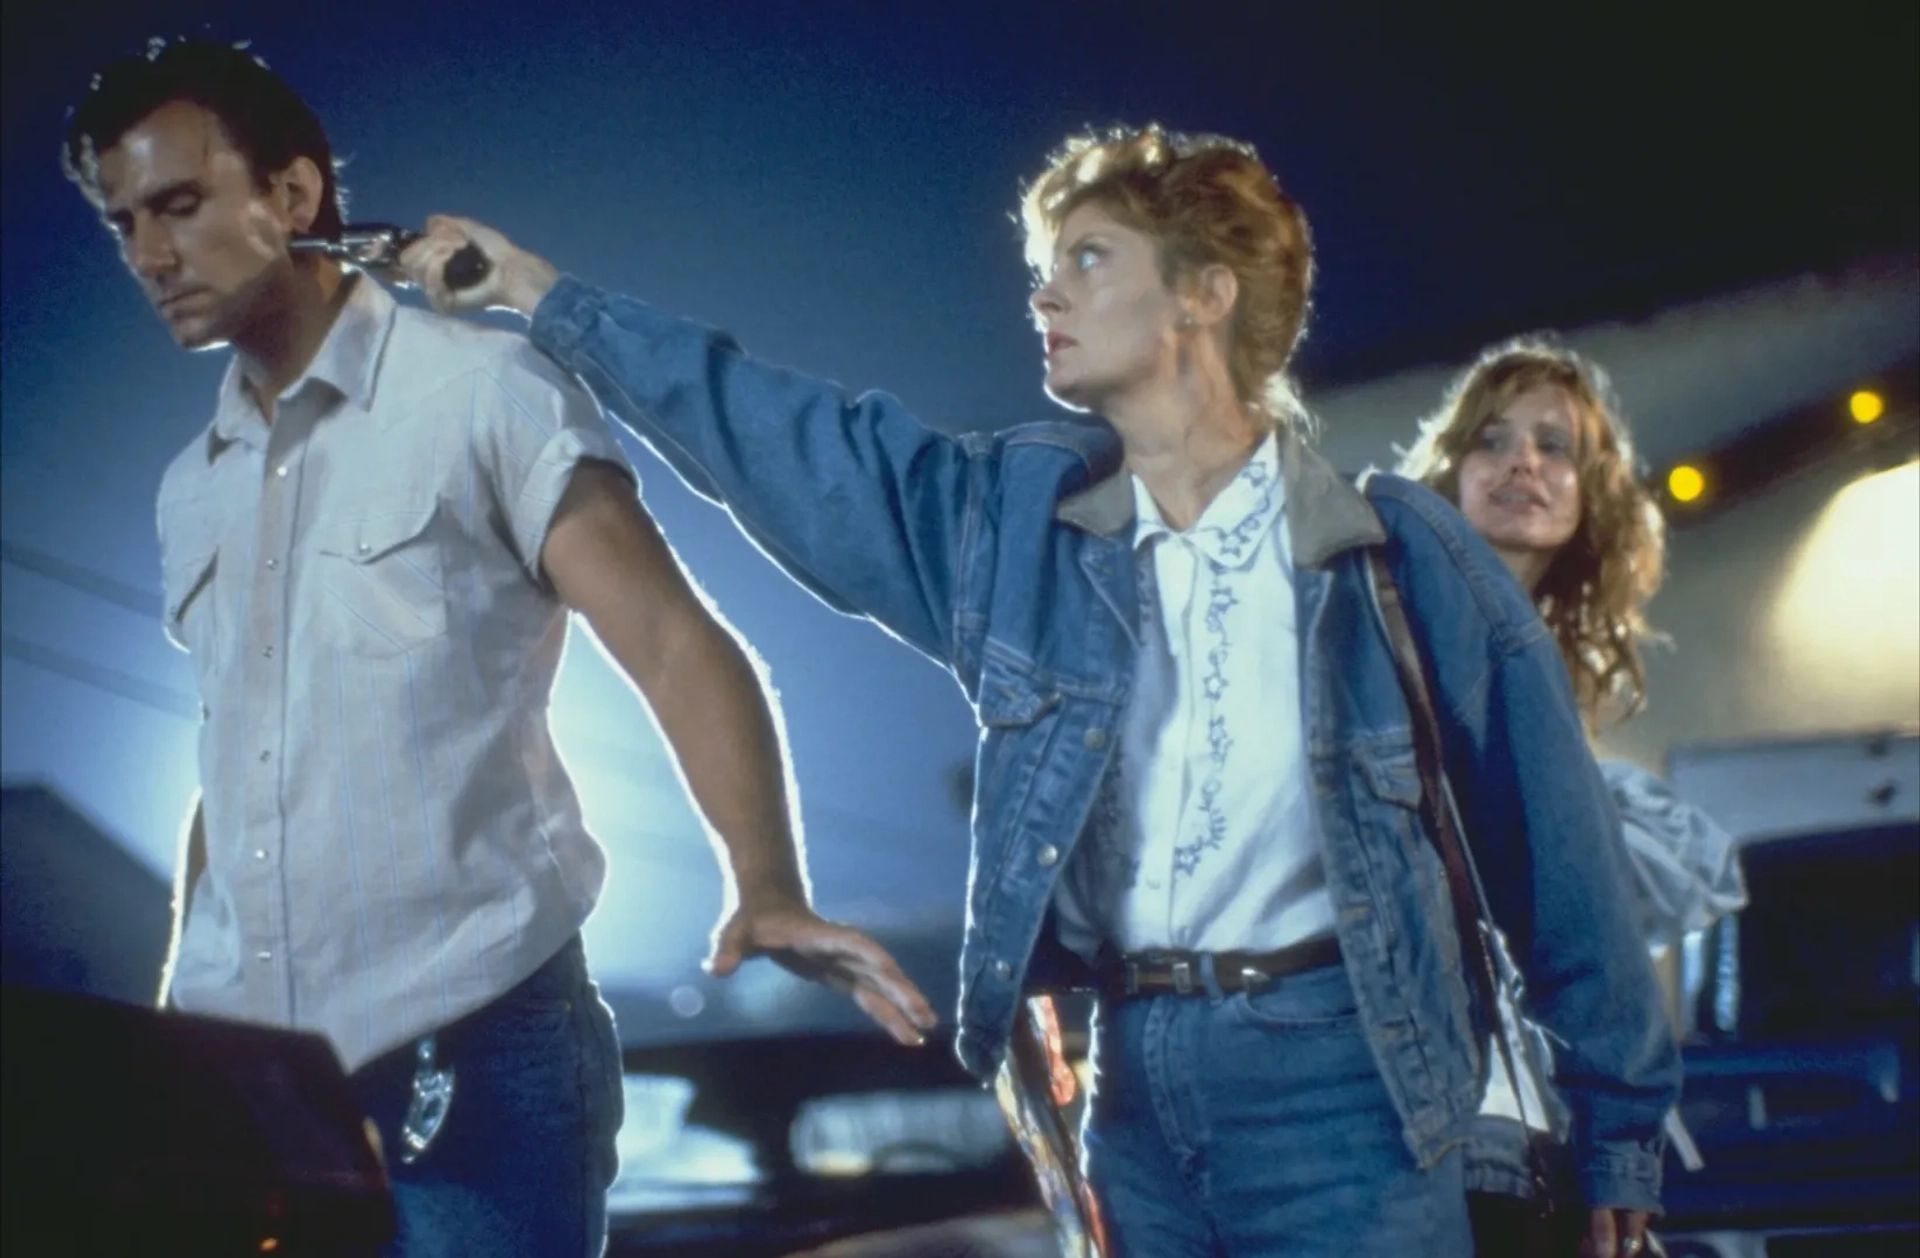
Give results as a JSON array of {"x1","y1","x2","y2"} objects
[{"x1": 125, "y1": 219, "x2": 177, "y2": 281}]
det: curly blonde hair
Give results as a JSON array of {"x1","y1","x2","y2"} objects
[
  {"x1": 1398, "y1": 338, "x2": 1667, "y2": 729},
  {"x1": 1018, "y1": 123, "x2": 1315, "y2": 427}
]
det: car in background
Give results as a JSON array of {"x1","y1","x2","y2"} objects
[
  {"x1": 600, "y1": 1027, "x2": 1057, "y2": 1257},
  {"x1": 595, "y1": 927, "x2": 1055, "y2": 1258},
  {"x1": 1657, "y1": 731, "x2": 1920, "y2": 1257}
]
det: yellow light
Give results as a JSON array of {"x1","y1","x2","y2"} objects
[
  {"x1": 259, "y1": 1240, "x2": 280, "y2": 1255},
  {"x1": 1765, "y1": 461, "x2": 1920, "y2": 717},
  {"x1": 1668, "y1": 464, "x2": 1707, "y2": 503},
  {"x1": 1850, "y1": 390, "x2": 1885, "y2": 424}
]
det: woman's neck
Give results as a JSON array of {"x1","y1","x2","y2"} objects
[{"x1": 1111, "y1": 377, "x2": 1266, "y2": 531}]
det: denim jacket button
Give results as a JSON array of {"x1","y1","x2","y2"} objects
[
  {"x1": 1036, "y1": 844, "x2": 1061, "y2": 868},
  {"x1": 994, "y1": 960, "x2": 1013, "y2": 980},
  {"x1": 1083, "y1": 728, "x2": 1108, "y2": 750}
]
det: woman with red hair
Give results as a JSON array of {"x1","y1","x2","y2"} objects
[{"x1": 404, "y1": 125, "x2": 1676, "y2": 1257}]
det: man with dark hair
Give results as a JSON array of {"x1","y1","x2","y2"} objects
[
  {"x1": 65, "y1": 37, "x2": 349, "y2": 247},
  {"x1": 64, "y1": 37, "x2": 935, "y2": 1256}
]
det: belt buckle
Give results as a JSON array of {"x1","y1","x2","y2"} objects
[
  {"x1": 1240, "y1": 966, "x2": 1270, "y2": 991},
  {"x1": 1171, "y1": 959, "x2": 1195, "y2": 996}
]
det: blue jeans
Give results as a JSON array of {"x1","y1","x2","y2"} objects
[
  {"x1": 351, "y1": 936, "x2": 625, "y2": 1257},
  {"x1": 1081, "y1": 958, "x2": 1473, "y2": 1258}
]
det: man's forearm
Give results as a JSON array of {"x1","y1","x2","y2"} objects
[
  {"x1": 611, "y1": 612, "x2": 809, "y2": 906},
  {"x1": 158, "y1": 798, "x2": 206, "y2": 1008}
]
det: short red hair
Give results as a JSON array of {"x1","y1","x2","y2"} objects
[{"x1": 1020, "y1": 124, "x2": 1315, "y2": 426}]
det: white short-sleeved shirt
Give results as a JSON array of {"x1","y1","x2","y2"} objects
[{"x1": 158, "y1": 275, "x2": 634, "y2": 1071}]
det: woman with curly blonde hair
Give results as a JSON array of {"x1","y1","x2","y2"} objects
[
  {"x1": 403, "y1": 124, "x2": 1675, "y2": 1258},
  {"x1": 1398, "y1": 340, "x2": 1744, "y2": 939},
  {"x1": 1402, "y1": 340, "x2": 1746, "y2": 1252},
  {"x1": 1398, "y1": 338, "x2": 1665, "y2": 730}
]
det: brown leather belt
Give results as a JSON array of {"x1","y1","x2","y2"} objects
[{"x1": 1100, "y1": 934, "x2": 1343, "y2": 1000}]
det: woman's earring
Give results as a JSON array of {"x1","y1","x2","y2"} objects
[{"x1": 1177, "y1": 312, "x2": 1197, "y2": 330}]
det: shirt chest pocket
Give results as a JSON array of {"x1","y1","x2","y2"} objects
[{"x1": 313, "y1": 502, "x2": 450, "y2": 658}]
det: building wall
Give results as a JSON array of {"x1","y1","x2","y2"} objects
[{"x1": 1599, "y1": 442, "x2": 1920, "y2": 773}]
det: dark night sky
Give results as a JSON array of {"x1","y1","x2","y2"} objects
[{"x1": 2, "y1": 0, "x2": 1914, "y2": 1026}]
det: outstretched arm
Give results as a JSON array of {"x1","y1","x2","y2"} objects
[
  {"x1": 542, "y1": 460, "x2": 937, "y2": 1045},
  {"x1": 398, "y1": 216, "x2": 985, "y2": 669}
]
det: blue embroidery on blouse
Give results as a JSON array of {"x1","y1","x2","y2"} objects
[
  {"x1": 1196, "y1": 452, "x2": 1278, "y2": 565},
  {"x1": 1093, "y1": 446, "x2": 1283, "y2": 889},
  {"x1": 1175, "y1": 561, "x2": 1238, "y2": 879}
]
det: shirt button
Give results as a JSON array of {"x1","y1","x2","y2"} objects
[
  {"x1": 994, "y1": 960, "x2": 1013, "y2": 980},
  {"x1": 1037, "y1": 844, "x2": 1061, "y2": 868},
  {"x1": 1145, "y1": 877, "x2": 1164, "y2": 891},
  {"x1": 1083, "y1": 728, "x2": 1108, "y2": 750},
  {"x1": 265, "y1": 557, "x2": 278, "y2": 570},
  {"x1": 253, "y1": 849, "x2": 268, "y2": 862},
  {"x1": 357, "y1": 542, "x2": 371, "y2": 555},
  {"x1": 275, "y1": 465, "x2": 289, "y2": 479},
  {"x1": 258, "y1": 749, "x2": 272, "y2": 763},
  {"x1": 261, "y1": 645, "x2": 274, "y2": 659},
  {"x1": 256, "y1": 950, "x2": 273, "y2": 962}
]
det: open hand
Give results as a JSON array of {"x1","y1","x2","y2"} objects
[
  {"x1": 395, "y1": 214, "x2": 559, "y2": 318},
  {"x1": 707, "y1": 897, "x2": 939, "y2": 1048}
]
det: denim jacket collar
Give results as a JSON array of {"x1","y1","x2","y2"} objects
[{"x1": 1054, "y1": 424, "x2": 1385, "y2": 568}]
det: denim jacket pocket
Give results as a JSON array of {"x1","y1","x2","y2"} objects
[
  {"x1": 968, "y1": 651, "x2": 1067, "y2": 937},
  {"x1": 975, "y1": 653, "x2": 1064, "y2": 729},
  {"x1": 314, "y1": 500, "x2": 450, "y2": 658},
  {"x1": 973, "y1": 654, "x2": 1063, "y2": 805},
  {"x1": 1352, "y1": 738, "x2": 1481, "y2": 1106},
  {"x1": 1357, "y1": 741, "x2": 1423, "y2": 812},
  {"x1": 972, "y1": 653, "x2": 1064, "y2": 822}
]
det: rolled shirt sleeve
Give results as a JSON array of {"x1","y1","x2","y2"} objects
[{"x1": 473, "y1": 346, "x2": 640, "y2": 587}]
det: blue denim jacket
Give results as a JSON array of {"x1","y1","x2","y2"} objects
[{"x1": 529, "y1": 278, "x2": 1680, "y2": 1211}]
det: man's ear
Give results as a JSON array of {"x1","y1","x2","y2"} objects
[{"x1": 274, "y1": 156, "x2": 328, "y2": 236}]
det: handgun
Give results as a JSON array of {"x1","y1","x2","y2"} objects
[{"x1": 288, "y1": 223, "x2": 490, "y2": 291}]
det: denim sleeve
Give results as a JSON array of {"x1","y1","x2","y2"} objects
[
  {"x1": 1479, "y1": 633, "x2": 1681, "y2": 1212},
  {"x1": 1371, "y1": 479, "x2": 1681, "y2": 1213},
  {"x1": 527, "y1": 276, "x2": 980, "y2": 665}
]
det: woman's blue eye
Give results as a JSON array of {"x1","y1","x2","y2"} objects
[{"x1": 1077, "y1": 245, "x2": 1099, "y2": 269}]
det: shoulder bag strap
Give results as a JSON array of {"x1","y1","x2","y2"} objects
[{"x1": 1365, "y1": 548, "x2": 1556, "y2": 1196}]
